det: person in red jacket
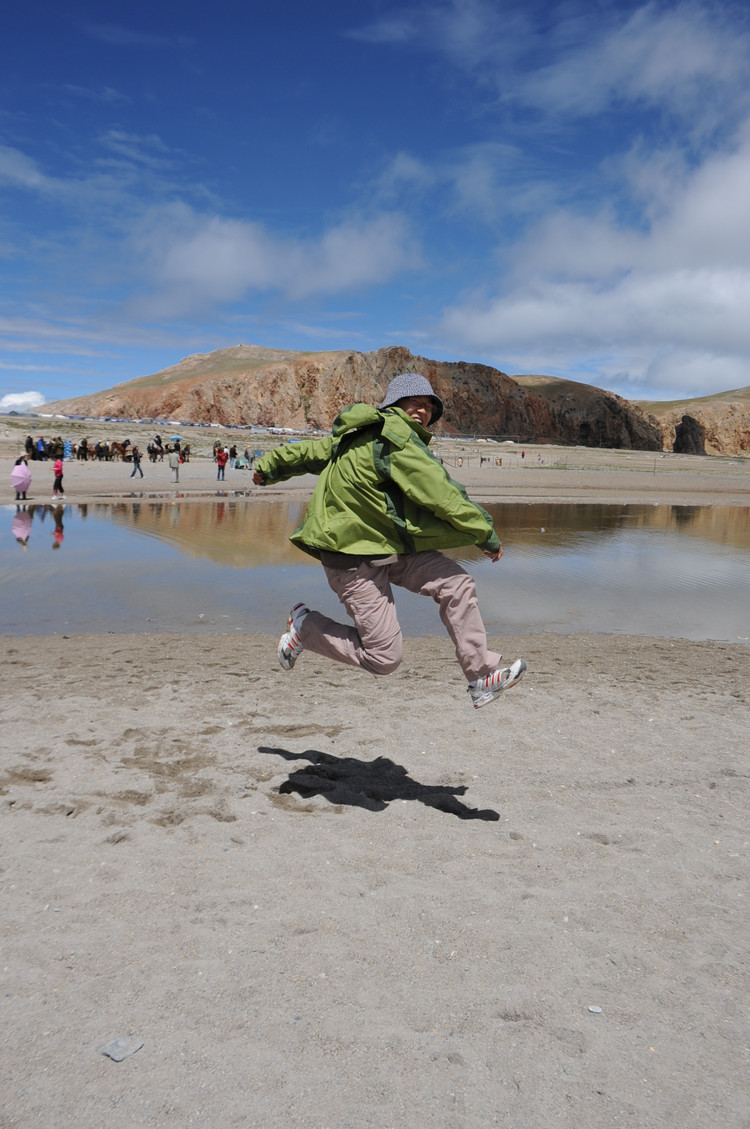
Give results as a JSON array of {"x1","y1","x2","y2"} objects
[
  {"x1": 52, "y1": 455, "x2": 65, "y2": 500},
  {"x1": 216, "y1": 447, "x2": 229, "y2": 481}
]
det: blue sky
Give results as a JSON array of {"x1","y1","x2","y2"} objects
[{"x1": 2, "y1": 0, "x2": 750, "y2": 412}]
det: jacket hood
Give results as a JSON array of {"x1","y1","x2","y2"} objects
[
  {"x1": 332, "y1": 403, "x2": 386, "y2": 436},
  {"x1": 332, "y1": 402, "x2": 432, "y2": 444}
]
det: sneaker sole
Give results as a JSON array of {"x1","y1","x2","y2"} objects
[
  {"x1": 277, "y1": 604, "x2": 307, "y2": 671},
  {"x1": 277, "y1": 632, "x2": 298, "y2": 671}
]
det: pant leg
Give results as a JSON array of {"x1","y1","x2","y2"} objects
[
  {"x1": 388, "y1": 551, "x2": 502, "y2": 682},
  {"x1": 298, "y1": 562, "x2": 403, "y2": 675}
]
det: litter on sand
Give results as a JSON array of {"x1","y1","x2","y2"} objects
[{"x1": 98, "y1": 1037, "x2": 144, "y2": 1061}]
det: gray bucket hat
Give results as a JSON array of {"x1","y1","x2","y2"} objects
[{"x1": 378, "y1": 372, "x2": 444, "y2": 423}]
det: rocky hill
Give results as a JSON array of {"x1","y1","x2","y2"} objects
[
  {"x1": 44, "y1": 344, "x2": 664, "y2": 451},
  {"x1": 634, "y1": 387, "x2": 750, "y2": 456}
]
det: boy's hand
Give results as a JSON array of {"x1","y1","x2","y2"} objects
[
  {"x1": 252, "y1": 470, "x2": 266, "y2": 485},
  {"x1": 483, "y1": 545, "x2": 503, "y2": 562}
]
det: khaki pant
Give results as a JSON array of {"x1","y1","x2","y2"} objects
[{"x1": 299, "y1": 550, "x2": 501, "y2": 683}]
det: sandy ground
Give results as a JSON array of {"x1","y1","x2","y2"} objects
[
  {"x1": 1, "y1": 633, "x2": 748, "y2": 1128},
  {"x1": 2, "y1": 442, "x2": 749, "y2": 1127}
]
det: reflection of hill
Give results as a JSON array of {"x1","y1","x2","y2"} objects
[
  {"x1": 638, "y1": 503, "x2": 750, "y2": 551},
  {"x1": 99, "y1": 499, "x2": 750, "y2": 567},
  {"x1": 483, "y1": 503, "x2": 750, "y2": 553},
  {"x1": 104, "y1": 500, "x2": 315, "y2": 568}
]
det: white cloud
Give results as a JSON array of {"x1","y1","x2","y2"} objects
[
  {"x1": 132, "y1": 204, "x2": 420, "y2": 315},
  {"x1": 61, "y1": 84, "x2": 131, "y2": 105},
  {"x1": 348, "y1": 0, "x2": 527, "y2": 70},
  {"x1": 504, "y1": 127, "x2": 750, "y2": 282},
  {"x1": 443, "y1": 142, "x2": 533, "y2": 221},
  {"x1": 444, "y1": 268, "x2": 750, "y2": 351},
  {"x1": 80, "y1": 22, "x2": 185, "y2": 49},
  {"x1": 0, "y1": 145, "x2": 47, "y2": 190},
  {"x1": 0, "y1": 390, "x2": 46, "y2": 412},
  {"x1": 442, "y1": 263, "x2": 750, "y2": 398},
  {"x1": 374, "y1": 152, "x2": 435, "y2": 198},
  {"x1": 440, "y1": 121, "x2": 750, "y2": 398},
  {"x1": 0, "y1": 315, "x2": 183, "y2": 350},
  {"x1": 371, "y1": 141, "x2": 543, "y2": 225},
  {"x1": 346, "y1": 16, "x2": 417, "y2": 44},
  {"x1": 0, "y1": 140, "x2": 160, "y2": 211},
  {"x1": 514, "y1": 4, "x2": 750, "y2": 120},
  {"x1": 98, "y1": 131, "x2": 176, "y2": 169},
  {"x1": 350, "y1": 2, "x2": 750, "y2": 130}
]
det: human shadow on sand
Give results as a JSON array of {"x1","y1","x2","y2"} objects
[{"x1": 258, "y1": 747, "x2": 500, "y2": 821}]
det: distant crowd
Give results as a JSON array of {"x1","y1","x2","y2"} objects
[{"x1": 24, "y1": 433, "x2": 190, "y2": 463}]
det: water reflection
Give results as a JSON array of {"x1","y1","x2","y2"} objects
[
  {"x1": 107, "y1": 498, "x2": 309, "y2": 567},
  {"x1": 8, "y1": 503, "x2": 69, "y2": 552},
  {"x1": 103, "y1": 498, "x2": 750, "y2": 562},
  {"x1": 2, "y1": 500, "x2": 749, "y2": 644}
]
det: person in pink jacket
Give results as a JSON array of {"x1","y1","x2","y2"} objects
[{"x1": 52, "y1": 456, "x2": 65, "y2": 500}]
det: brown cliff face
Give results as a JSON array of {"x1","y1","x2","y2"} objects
[
  {"x1": 44, "y1": 344, "x2": 663, "y2": 450},
  {"x1": 511, "y1": 374, "x2": 663, "y2": 451},
  {"x1": 673, "y1": 415, "x2": 707, "y2": 455},
  {"x1": 640, "y1": 396, "x2": 750, "y2": 456}
]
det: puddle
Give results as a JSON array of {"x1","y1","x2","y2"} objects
[{"x1": 2, "y1": 499, "x2": 749, "y2": 644}]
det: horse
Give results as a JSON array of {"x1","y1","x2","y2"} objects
[{"x1": 109, "y1": 440, "x2": 132, "y2": 461}]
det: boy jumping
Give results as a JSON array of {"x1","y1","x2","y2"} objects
[{"x1": 253, "y1": 373, "x2": 525, "y2": 708}]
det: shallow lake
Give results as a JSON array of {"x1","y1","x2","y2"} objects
[{"x1": 2, "y1": 499, "x2": 749, "y2": 644}]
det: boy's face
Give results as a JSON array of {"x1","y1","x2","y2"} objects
[{"x1": 396, "y1": 396, "x2": 434, "y2": 427}]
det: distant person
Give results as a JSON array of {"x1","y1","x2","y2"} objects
[
  {"x1": 52, "y1": 505, "x2": 65, "y2": 550},
  {"x1": 252, "y1": 372, "x2": 526, "y2": 710},
  {"x1": 130, "y1": 445, "x2": 144, "y2": 478},
  {"x1": 52, "y1": 454, "x2": 65, "y2": 500},
  {"x1": 12, "y1": 454, "x2": 31, "y2": 501},
  {"x1": 216, "y1": 447, "x2": 228, "y2": 481},
  {"x1": 12, "y1": 507, "x2": 32, "y2": 550},
  {"x1": 168, "y1": 448, "x2": 181, "y2": 484},
  {"x1": 229, "y1": 444, "x2": 238, "y2": 469}
]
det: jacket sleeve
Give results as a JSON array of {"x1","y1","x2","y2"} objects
[
  {"x1": 256, "y1": 436, "x2": 335, "y2": 483},
  {"x1": 388, "y1": 440, "x2": 501, "y2": 553}
]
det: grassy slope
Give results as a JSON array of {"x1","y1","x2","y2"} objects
[
  {"x1": 634, "y1": 386, "x2": 750, "y2": 418},
  {"x1": 116, "y1": 346, "x2": 335, "y2": 393},
  {"x1": 514, "y1": 373, "x2": 750, "y2": 420}
]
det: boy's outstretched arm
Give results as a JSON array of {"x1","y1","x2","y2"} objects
[{"x1": 253, "y1": 435, "x2": 334, "y2": 485}]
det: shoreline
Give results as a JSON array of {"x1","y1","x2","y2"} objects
[{"x1": 3, "y1": 446, "x2": 749, "y2": 508}]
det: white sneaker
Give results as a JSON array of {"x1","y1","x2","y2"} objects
[
  {"x1": 468, "y1": 659, "x2": 526, "y2": 708},
  {"x1": 277, "y1": 603, "x2": 308, "y2": 671}
]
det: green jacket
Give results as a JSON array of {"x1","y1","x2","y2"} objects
[{"x1": 256, "y1": 403, "x2": 501, "y2": 559}]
